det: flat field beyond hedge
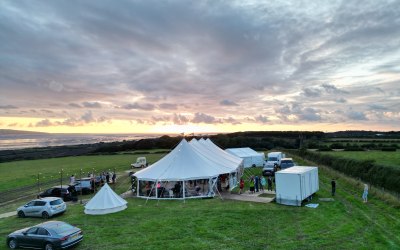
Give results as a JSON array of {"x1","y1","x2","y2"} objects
[{"x1": 319, "y1": 150, "x2": 400, "y2": 168}]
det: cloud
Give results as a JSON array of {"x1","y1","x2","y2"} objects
[
  {"x1": 158, "y1": 103, "x2": 178, "y2": 110},
  {"x1": 368, "y1": 104, "x2": 388, "y2": 111},
  {"x1": 191, "y1": 112, "x2": 220, "y2": 124},
  {"x1": 81, "y1": 111, "x2": 95, "y2": 123},
  {"x1": 69, "y1": 103, "x2": 82, "y2": 108},
  {"x1": 321, "y1": 83, "x2": 348, "y2": 94},
  {"x1": 0, "y1": 105, "x2": 18, "y2": 109},
  {"x1": 220, "y1": 100, "x2": 239, "y2": 106},
  {"x1": 0, "y1": 1, "x2": 399, "y2": 131},
  {"x1": 302, "y1": 83, "x2": 348, "y2": 99},
  {"x1": 35, "y1": 119, "x2": 53, "y2": 127},
  {"x1": 172, "y1": 113, "x2": 189, "y2": 125},
  {"x1": 122, "y1": 103, "x2": 155, "y2": 111},
  {"x1": 32, "y1": 111, "x2": 109, "y2": 127},
  {"x1": 223, "y1": 117, "x2": 241, "y2": 125},
  {"x1": 335, "y1": 98, "x2": 347, "y2": 103},
  {"x1": 302, "y1": 87, "x2": 322, "y2": 98},
  {"x1": 82, "y1": 102, "x2": 102, "y2": 108},
  {"x1": 254, "y1": 115, "x2": 269, "y2": 124},
  {"x1": 347, "y1": 110, "x2": 368, "y2": 121},
  {"x1": 298, "y1": 108, "x2": 321, "y2": 121},
  {"x1": 41, "y1": 109, "x2": 53, "y2": 114},
  {"x1": 152, "y1": 116, "x2": 170, "y2": 122}
]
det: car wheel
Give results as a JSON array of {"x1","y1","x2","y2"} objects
[
  {"x1": 42, "y1": 211, "x2": 50, "y2": 219},
  {"x1": 8, "y1": 238, "x2": 18, "y2": 249},
  {"x1": 44, "y1": 243, "x2": 54, "y2": 250},
  {"x1": 17, "y1": 210, "x2": 25, "y2": 218}
]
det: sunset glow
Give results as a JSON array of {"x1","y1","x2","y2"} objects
[{"x1": 1, "y1": 1, "x2": 399, "y2": 134}]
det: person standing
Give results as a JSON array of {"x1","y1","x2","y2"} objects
[
  {"x1": 69, "y1": 174, "x2": 75, "y2": 185},
  {"x1": 112, "y1": 172, "x2": 116, "y2": 184},
  {"x1": 260, "y1": 176, "x2": 266, "y2": 192},
  {"x1": 362, "y1": 183, "x2": 369, "y2": 203},
  {"x1": 106, "y1": 172, "x2": 110, "y2": 183},
  {"x1": 331, "y1": 179, "x2": 336, "y2": 196},
  {"x1": 249, "y1": 177, "x2": 255, "y2": 194},
  {"x1": 239, "y1": 178, "x2": 245, "y2": 194},
  {"x1": 255, "y1": 175, "x2": 259, "y2": 192},
  {"x1": 267, "y1": 176, "x2": 273, "y2": 191}
]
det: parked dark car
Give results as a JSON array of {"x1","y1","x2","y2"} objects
[
  {"x1": 280, "y1": 158, "x2": 295, "y2": 169},
  {"x1": 262, "y1": 168, "x2": 275, "y2": 176},
  {"x1": 72, "y1": 178, "x2": 94, "y2": 194},
  {"x1": 6, "y1": 221, "x2": 83, "y2": 250},
  {"x1": 38, "y1": 186, "x2": 77, "y2": 202}
]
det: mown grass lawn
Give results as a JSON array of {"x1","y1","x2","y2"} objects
[
  {"x1": 318, "y1": 150, "x2": 400, "y2": 168},
  {"x1": 1, "y1": 152, "x2": 400, "y2": 249},
  {"x1": 1, "y1": 187, "x2": 400, "y2": 249},
  {"x1": 0, "y1": 153, "x2": 167, "y2": 192}
]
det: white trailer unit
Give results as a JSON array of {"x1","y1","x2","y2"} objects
[{"x1": 275, "y1": 166, "x2": 319, "y2": 206}]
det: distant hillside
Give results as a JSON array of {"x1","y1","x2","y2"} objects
[{"x1": 0, "y1": 129, "x2": 48, "y2": 135}]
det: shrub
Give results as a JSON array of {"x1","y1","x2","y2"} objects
[{"x1": 381, "y1": 147, "x2": 397, "y2": 152}]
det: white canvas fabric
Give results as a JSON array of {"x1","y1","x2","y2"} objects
[
  {"x1": 190, "y1": 139, "x2": 242, "y2": 172},
  {"x1": 225, "y1": 147, "x2": 265, "y2": 168},
  {"x1": 200, "y1": 138, "x2": 245, "y2": 164},
  {"x1": 134, "y1": 139, "x2": 226, "y2": 181},
  {"x1": 84, "y1": 183, "x2": 127, "y2": 215}
]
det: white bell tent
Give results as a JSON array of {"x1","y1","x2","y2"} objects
[
  {"x1": 134, "y1": 139, "x2": 242, "y2": 199},
  {"x1": 84, "y1": 183, "x2": 127, "y2": 215}
]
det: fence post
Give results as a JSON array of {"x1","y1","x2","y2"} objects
[{"x1": 60, "y1": 169, "x2": 63, "y2": 189}]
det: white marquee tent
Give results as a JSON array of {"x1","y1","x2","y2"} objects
[
  {"x1": 191, "y1": 138, "x2": 243, "y2": 189},
  {"x1": 84, "y1": 183, "x2": 127, "y2": 215},
  {"x1": 225, "y1": 147, "x2": 265, "y2": 168},
  {"x1": 133, "y1": 139, "x2": 242, "y2": 199}
]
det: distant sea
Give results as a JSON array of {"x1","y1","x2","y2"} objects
[{"x1": 0, "y1": 133, "x2": 164, "y2": 150}]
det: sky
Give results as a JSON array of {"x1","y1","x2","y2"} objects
[{"x1": 1, "y1": 0, "x2": 399, "y2": 134}]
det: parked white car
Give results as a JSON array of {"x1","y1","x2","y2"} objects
[
  {"x1": 131, "y1": 157, "x2": 147, "y2": 168},
  {"x1": 17, "y1": 197, "x2": 66, "y2": 219}
]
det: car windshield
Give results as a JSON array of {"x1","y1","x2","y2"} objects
[
  {"x1": 51, "y1": 223, "x2": 75, "y2": 234},
  {"x1": 50, "y1": 199, "x2": 63, "y2": 206},
  {"x1": 268, "y1": 157, "x2": 278, "y2": 161}
]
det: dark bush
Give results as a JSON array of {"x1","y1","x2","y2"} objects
[{"x1": 381, "y1": 147, "x2": 397, "y2": 152}]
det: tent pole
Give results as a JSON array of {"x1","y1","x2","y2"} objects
[
  {"x1": 215, "y1": 180, "x2": 224, "y2": 201},
  {"x1": 145, "y1": 181, "x2": 156, "y2": 205},
  {"x1": 182, "y1": 180, "x2": 186, "y2": 204},
  {"x1": 136, "y1": 179, "x2": 139, "y2": 198}
]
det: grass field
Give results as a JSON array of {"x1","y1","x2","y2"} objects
[
  {"x1": 0, "y1": 153, "x2": 167, "y2": 192},
  {"x1": 319, "y1": 150, "x2": 400, "y2": 168},
  {"x1": 1, "y1": 152, "x2": 400, "y2": 249}
]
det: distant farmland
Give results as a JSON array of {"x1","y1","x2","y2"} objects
[{"x1": 319, "y1": 150, "x2": 400, "y2": 168}]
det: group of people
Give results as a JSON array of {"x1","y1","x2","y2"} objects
[
  {"x1": 331, "y1": 178, "x2": 369, "y2": 203},
  {"x1": 238, "y1": 175, "x2": 274, "y2": 194},
  {"x1": 99, "y1": 171, "x2": 117, "y2": 184}
]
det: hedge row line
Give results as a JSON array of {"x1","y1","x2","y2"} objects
[{"x1": 289, "y1": 149, "x2": 400, "y2": 194}]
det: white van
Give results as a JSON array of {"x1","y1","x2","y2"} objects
[{"x1": 265, "y1": 152, "x2": 285, "y2": 168}]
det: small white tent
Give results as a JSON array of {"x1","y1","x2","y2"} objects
[
  {"x1": 225, "y1": 147, "x2": 265, "y2": 168},
  {"x1": 84, "y1": 183, "x2": 127, "y2": 215}
]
